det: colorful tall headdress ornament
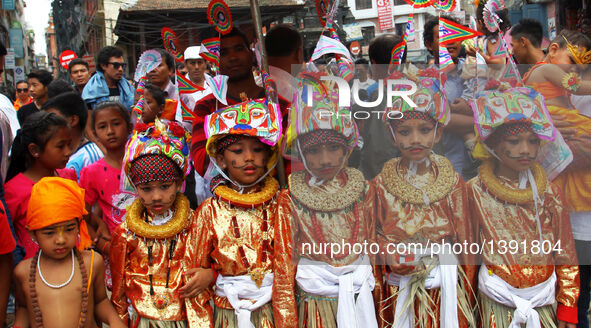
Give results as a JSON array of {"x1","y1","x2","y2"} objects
[
  {"x1": 123, "y1": 119, "x2": 192, "y2": 187},
  {"x1": 384, "y1": 71, "x2": 450, "y2": 128},
  {"x1": 283, "y1": 72, "x2": 359, "y2": 160},
  {"x1": 204, "y1": 98, "x2": 282, "y2": 169},
  {"x1": 207, "y1": 0, "x2": 233, "y2": 35},
  {"x1": 471, "y1": 87, "x2": 555, "y2": 143},
  {"x1": 161, "y1": 28, "x2": 184, "y2": 62}
]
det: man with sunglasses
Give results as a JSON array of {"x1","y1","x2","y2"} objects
[
  {"x1": 82, "y1": 46, "x2": 134, "y2": 110},
  {"x1": 12, "y1": 80, "x2": 32, "y2": 111}
]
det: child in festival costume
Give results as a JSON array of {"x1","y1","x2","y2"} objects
[
  {"x1": 372, "y1": 73, "x2": 477, "y2": 328},
  {"x1": 279, "y1": 76, "x2": 378, "y2": 328},
  {"x1": 468, "y1": 87, "x2": 579, "y2": 328},
  {"x1": 110, "y1": 119, "x2": 213, "y2": 327},
  {"x1": 13, "y1": 177, "x2": 124, "y2": 328},
  {"x1": 194, "y1": 96, "x2": 296, "y2": 328}
]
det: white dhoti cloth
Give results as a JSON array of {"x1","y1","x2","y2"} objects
[
  {"x1": 215, "y1": 273, "x2": 274, "y2": 328},
  {"x1": 478, "y1": 265, "x2": 556, "y2": 328},
  {"x1": 296, "y1": 255, "x2": 378, "y2": 328},
  {"x1": 387, "y1": 250, "x2": 459, "y2": 328}
]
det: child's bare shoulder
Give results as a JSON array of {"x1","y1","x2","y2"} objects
[
  {"x1": 14, "y1": 257, "x2": 32, "y2": 282},
  {"x1": 81, "y1": 250, "x2": 104, "y2": 276}
]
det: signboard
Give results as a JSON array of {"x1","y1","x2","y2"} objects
[
  {"x1": 14, "y1": 66, "x2": 25, "y2": 83},
  {"x1": 9, "y1": 28, "x2": 23, "y2": 58},
  {"x1": 343, "y1": 23, "x2": 364, "y2": 41},
  {"x1": 548, "y1": 17, "x2": 556, "y2": 40},
  {"x1": 82, "y1": 54, "x2": 96, "y2": 73},
  {"x1": 2, "y1": 0, "x2": 14, "y2": 11},
  {"x1": 349, "y1": 41, "x2": 361, "y2": 55},
  {"x1": 5, "y1": 48, "x2": 15, "y2": 69},
  {"x1": 59, "y1": 50, "x2": 77, "y2": 69},
  {"x1": 377, "y1": 0, "x2": 394, "y2": 31}
]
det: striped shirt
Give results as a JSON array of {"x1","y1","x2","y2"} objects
[{"x1": 67, "y1": 141, "x2": 104, "y2": 178}]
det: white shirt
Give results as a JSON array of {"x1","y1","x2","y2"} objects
[
  {"x1": 269, "y1": 65, "x2": 298, "y2": 103},
  {"x1": 0, "y1": 94, "x2": 18, "y2": 141},
  {"x1": 357, "y1": 78, "x2": 376, "y2": 91},
  {"x1": 175, "y1": 73, "x2": 213, "y2": 122}
]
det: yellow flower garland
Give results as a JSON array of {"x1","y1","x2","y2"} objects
[
  {"x1": 127, "y1": 193, "x2": 191, "y2": 239},
  {"x1": 479, "y1": 160, "x2": 547, "y2": 204},
  {"x1": 382, "y1": 155, "x2": 456, "y2": 205},
  {"x1": 214, "y1": 177, "x2": 279, "y2": 207}
]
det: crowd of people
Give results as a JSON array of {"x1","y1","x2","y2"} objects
[{"x1": 0, "y1": 5, "x2": 589, "y2": 328}]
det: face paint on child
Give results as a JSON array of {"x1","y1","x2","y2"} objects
[
  {"x1": 32, "y1": 220, "x2": 79, "y2": 260},
  {"x1": 302, "y1": 143, "x2": 347, "y2": 181},
  {"x1": 135, "y1": 180, "x2": 182, "y2": 215},
  {"x1": 215, "y1": 137, "x2": 270, "y2": 186},
  {"x1": 391, "y1": 118, "x2": 442, "y2": 162},
  {"x1": 493, "y1": 130, "x2": 541, "y2": 177}
]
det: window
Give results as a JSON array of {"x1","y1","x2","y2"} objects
[
  {"x1": 355, "y1": 0, "x2": 372, "y2": 10},
  {"x1": 395, "y1": 23, "x2": 405, "y2": 36},
  {"x1": 393, "y1": 0, "x2": 409, "y2": 5}
]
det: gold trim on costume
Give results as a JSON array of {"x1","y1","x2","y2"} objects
[
  {"x1": 479, "y1": 160, "x2": 547, "y2": 204},
  {"x1": 214, "y1": 177, "x2": 279, "y2": 207},
  {"x1": 127, "y1": 194, "x2": 191, "y2": 239},
  {"x1": 382, "y1": 155, "x2": 455, "y2": 205},
  {"x1": 289, "y1": 167, "x2": 365, "y2": 212}
]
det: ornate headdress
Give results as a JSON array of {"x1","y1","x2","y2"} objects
[
  {"x1": 204, "y1": 97, "x2": 282, "y2": 170},
  {"x1": 283, "y1": 72, "x2": 359, "y2": 160},
  {"x1": 383, "y1": 72, "x2": 450, "y2": 128},
  {"x1": 470, "y1": 86, "x2": 555, "y2": 160},
  {"x1": 563, "y1": 35, "x2": 591, "y2": 66},
  {"x1": 123, "y1": 119, "x2": 192, "y2": 187},
  {"x1": 471, "y1": 86, "x2": 555, "y2": 243}
]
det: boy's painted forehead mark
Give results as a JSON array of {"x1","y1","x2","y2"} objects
[{"x1": 40, "y1": 221, "x2": 77, "y2": 231}]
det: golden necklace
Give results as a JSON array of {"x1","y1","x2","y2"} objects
[
  {"x1": 289, "y1": 167, "x2": 366, "y2": 212},
  {"x1": 127, "y1": 193, "x2": 191, "y2": 239},
  {"x1": 381, "y1": 155, "x2": 455, "y2": 205},
  {"x1": 479, "y1": 160, "x2": 547, "y2": 204},
  {"x1": 214, "y1": 177, "x2": 279, "y2": 208}
]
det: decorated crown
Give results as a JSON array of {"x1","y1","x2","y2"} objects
[
  {"x1": 123, "y1": 119, "x2": 192, "y2": 184},
  {"x1": 283, "y1": 73, "x2": 359, "y2": 160},
  {"x1": 204, "y1": 97, "x2": 282, "y2": 158},
  {"x1": 470, "y1": 87, "x2": 555, "y2": 142},
  {"x1": 384, "y1": 71, "x2": 450, "y2": 127},
  {"x1": 563, "y1": 35, "x2": 591, "y2": 66}
]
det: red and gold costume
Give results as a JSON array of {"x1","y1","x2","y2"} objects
[
  {"x1": 279, "y1": 75, "x2": 379, "y2": 327},
  {"x1": 469, "y1": 87, "x2": 580, "y2": 327},
  {"x1": 373, "y1": 74, "x2": 477, "y2": 328},
  {"x1": 110, "y1": 120, "x2": 212, "y2": 327},
  {"x1": 372, "y1": 155, "x2": 476, "y2": 328},
  {"x1": 110, "y1": 196, "x2": 212, "y2": 326},
  {"x1": 194, "y1": 96, "x2": 296, "y2": 328}
]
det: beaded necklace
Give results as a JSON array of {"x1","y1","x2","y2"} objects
[
  {"x1": 29, "y1": 249, "x2": 88, "y2": 328},
  {"x1": 143, "y1": 209, "x2": 178, "y2": 310}
]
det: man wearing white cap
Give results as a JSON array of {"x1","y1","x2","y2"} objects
[
  {"x1": 181, "y1": 46, "x2": 212, "y2": 112},
  {"x1": 181, "y1": 46, "x2": 213, "y2": 206}
]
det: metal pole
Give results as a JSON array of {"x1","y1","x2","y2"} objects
[{"x1": 249, "y1": 0, "x2": 288, "y2": 188}]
